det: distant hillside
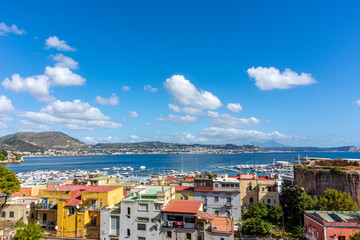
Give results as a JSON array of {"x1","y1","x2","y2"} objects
[
  {"x1": 0, "y1": 132, "x2": 87, "y2": 152},
  {"x1": 92, "y1": 141, "x2": 262, "y2": 152},
  {"x1": 265, "y1": 146, "x2": 359, "y2": 152},
  {"x1": 250, "y1": 140, "x2": 289, "y2": 148}
]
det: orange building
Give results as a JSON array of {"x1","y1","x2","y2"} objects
[
  {"x1": 304, "y1": 211, "x2": 360, "y2": 240},
  {"x1": 10, "y1": 183, "x2": 47, "y2": 197}
]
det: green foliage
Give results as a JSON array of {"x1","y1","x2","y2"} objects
[
  {"x1": 0, "y1": 150, "x2": 7, "y2": 161},
  {"x1": 267, "y1": 205, "x2": 283, "y2": 224},
  {"x1": 331, "y1": 167, "x2": 343, "y2": 175},
  {"x1": 288, "y1": 225, "x2": 305, "y2": 238},
  {"x1": 317, "y1": 189, "x2": 358, "y2": 211},
  {"x1": 241, "y1": 218, "x2": 272, "y2": 236},
  {"x1": 0, "y1": 165, "x2": 21, "y2": 196},
  {"x1": 249, "y1": 202, "x2": 268, "y2": 219},
  {"x1": 12, "y1": 222, "x2": 45, "y2": 240},
  {"x1": 350, "y1": 230, "x2": 360, "y2": 240}
]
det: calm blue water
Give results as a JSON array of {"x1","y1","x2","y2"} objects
[{"x1": 3, "y1": 152, "x2": 360, "y2": 174}]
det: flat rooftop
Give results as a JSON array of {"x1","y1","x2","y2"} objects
[
  {"x1": 306, "y1": 211, "x2": 360, "y2": 223},
  {"x1": 123, "y1": 185, "x2": 172, "y2": 202}
]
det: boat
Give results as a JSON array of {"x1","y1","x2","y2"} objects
[{"x1": 140, "y1": 166, "x2": 146, "y2": 169}]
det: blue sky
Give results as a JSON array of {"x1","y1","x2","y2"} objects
[{"x1": 0, "y1": 0, "x2": 360, "y2": 147}]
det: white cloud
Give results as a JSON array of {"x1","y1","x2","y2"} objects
[
  {"x1": 44, "y1": 36, "x2": 76, "y2": 51},
  {"x1": 208, "y1": 112, "x2": 260, "y2": 128},
  {"x1": 0, "y1": 22, "x2": 26, "y2": 36},
  {"x1": 164, "y1": 75, "x2": 222, "y2": 109},
  {"x1": 52, "y1": 54, "x2": 78, "y2": 69},
  {"x1": 200, "y1": 127, "x2": 290, "y2": 142},
  {"x1": 17, "y1": 120, "x2": 51, "y2": 132},
  {"x1": 247, "y1": 66, "x2": 316, "y2": 90},
  {"x1": 356, "y1": 100, "x2": 360, "y2": 106},
  {"x1": 227, "y1": 103, "x2": 243, "y2": 113},
  {"x1": 0, "y1": 95, "x2": 15, "y2": 113},
  {"x1": 168, "y1": 103, "x2": 203, "y2": 115},
  {"x1": 144, "y1": 84, "x2": 158, "y2": 92},
  {"x1": 82, "y1": 136, "x2": 123, "y2": 144},
  {"x1": 2, "y1": 56, "x2": 85, "y2": 102},
  {"x1": 156, "y1": 114, "x2": 198, "y2": 124},
  {"x1": 20, "y1": 99, "x2": 121, "y2": 130},
  {"x1": 95, "y1": 93, "x2": 120, "y2": 106},
  {"x1": 128, "y1": 111, "x2": 138, "y2": 118},
  {"x1": 122, "y1": 86, "x2": 130, "y2": 92},
  {"x1": 45, "y1": 66, "x2": 85, "y2": 86},
  {"x1": 2, "y1": 74, "x2": 53, "y2": 102},
  {"x1": 130, "y1": 135, "x2": 140, "y2": 140}
]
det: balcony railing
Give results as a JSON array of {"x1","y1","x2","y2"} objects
[
  {"x1": 163, "y1": 220, "x2": 185, "y2": 228},
  {"x1": 224, "y1": 202, "x2": 233, "y2": 207}
]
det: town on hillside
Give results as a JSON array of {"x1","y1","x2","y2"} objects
[{"x1": 1, "y1": 157, "x2": 360, "y2": 239}]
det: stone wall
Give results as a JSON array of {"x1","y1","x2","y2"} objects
[{"x1": 294, "y1": 166, "x2": 360, "y2": 206}]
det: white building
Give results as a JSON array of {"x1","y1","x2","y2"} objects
[{"x1": 194, "y1": 174, "x2": 241, "y2": 229}]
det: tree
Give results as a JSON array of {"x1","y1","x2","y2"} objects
[
  {"x1": 350, "y1": 230, "x2": 360, "y2": 240},
  {"x1": 317, "y1": 189, "x2": 358, "y2": 211},
  {"x1": 241, "y1": 217, "x2": 273, "y2": 236},
  {"x1": 0, "y1": 165, "x2": 21, "y2": 216},
  {"x1": 267, "y1": 205, "x2": 283, "y2": 225},
  {"x1": 12, "y1": 222, "x2": 44, "y2": 240},
  {"x1": 249, "y1": 202, "x2": 268, "y2": 219}
]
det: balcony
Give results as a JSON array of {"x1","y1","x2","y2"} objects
[
  {"x1": 38, "y1": 221, "x2": 56, "y2": 227},
  {"x1": 163, "y1": 220, "x2": 185, "y2": 228},
  {"x1": 224, "y1": 202, "x2": 233, "y2": 207}
]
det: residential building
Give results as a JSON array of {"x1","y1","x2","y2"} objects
[
  {"x1": 239, "y1": 173, "x2": 279, "y2": 208},
  {"x1": 37, "y1": 185, "x2": 123, "y2": 239},
  {"x1": 161, "y1": 200, "x2": 234, "y2": 240},
  {"x1": 88, "y1": 176, "x2": 116, "y2": 186},
  {"x1": 194, "y1": 174, "x2": 241, "y2": 228},
  {"x1": 161, "y1": 200, "x2": 203, "y2": 240},
  {"x1": 0, "y1": 197, "x2": 37, "y2": 224},
  {"x1": 175, "y1": 186, "x2": 194, "y2": 200},
  {"x1": 101, "y1": 185, "x2": 175, "y2": 240},
  {"x1": 304, "y1": 211, "x2": 360, "y2": 240},
  {"x1": 10, "y1": 183, "x2": 47, "y2": 197}
]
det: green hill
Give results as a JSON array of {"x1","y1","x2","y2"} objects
[{"x1": 0, "y1": 132, "x2": 87, "y2": 152}]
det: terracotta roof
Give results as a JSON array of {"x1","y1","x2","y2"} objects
[
  {"x1": 164, "y1": 177, "x2": 178, "y2": 181},
  {"x1": 196, "y1": 211, "x2": 216, "y2": 220},
  {"x1": 66, "y1": 189, "x2": 82, "y2": 206},
  {"x1": 162, "y1": 200, "x2": 203, "y2": 214},
  {"x1": 212, "y1": 217, "x2": 234, "y2": 234},
  {"x1": 175, "y1": 186, "x2": 194, "y2": 192}
]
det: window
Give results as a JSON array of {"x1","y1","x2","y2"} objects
[
  {"x1": 338, "y1": 236, "x2": 345, "y2": 240},
  {"x1": 155, "y1": 203, "x2": 162, "y2": 211},
  {"x1": 22, "y1": 193, "x2": 26, "y2": 196},
  {"x1": 214, "y1": 196, "x2": 219, "y2": 202},
  {"x1": 90, "y1": 216, "x2": 97, "y2": 226},
  {"x1": 184, "y1": 196, "x2": 188, "y2": 200},
  {"x1": 167, "y1": 231, "x2": 172, "y2": 238},
  {"x1": 249, "y1": 197, "x2": 254, "y2": 205},
  {"x1": 248, "y1": 185, "x2": 252, "y2": 191},
  {"x1": 226, "y1": 211, "x2": 231, "y2": 217},
  {"x1": 167, "y1": 215, "x2": 183, "y2": 221},
  {"x1": 226, "y1": 197, "x2": 232, "y2": 203},
  {"x1": 274, "y1": 200, "x2": 277, "y2": 204},
  {"x1": 68, "y1": 207, "x2": 75, "y2": 216},
  {"x1": 127, "y1": 207, "x2": 131, "y2": 215},
  {"x1": 9, "y1": 211, "x2": 14, "y2": 218},
  {"x1": 31, "y1": 213, "x2": 34, "y2": 219},
  {"x1": 139, "y1": 203, "x2": 148, "y2": 212},
  {"x1": 1, "y1": 212, "x2": 5, "y2": 218},
  {"x1": 91, "y1": 200, "x2": 97, "y2": 210},
  {"x1": 138, "y1": 238, "x2": 145, "y2": 240},
  {"x1": 137, "y1": 223, "x2": 146, "y2": 230},
  {"x1": 235, "y1": 184, "x2": 239, "y2": 188},
  {"x1": 99, "y1": 201, "x2": 103, "y2": 208},
  {"x1": 137, "y1": 217, "x2": 149, "y2": 222},
  {"x1": 267, "y1": 199, "x2": 271, "y2": 204},
  {"x1": 42, "y1": 198, "x2": 49, "y2": 208},
  {"x1": 110, "y1": 216, "x2": 119, "y2": 230},
  {"x1": 127, "y1": 229, "x2": 130, "y2": 237},
  {"x1": 186, "y1": 233, "x2": 191, "y2": 240},
  {"x1": 215, "y1": 211, "x2": 219, "y2": 216},
  {"x1": 262, "y1": 187, "x2": 265, "y2": 191},
  {"x1": 214, "y1": 184, "x2": 218, "y2": 188},
  {"x1": 185, "y1": 217, "x2": 195, "y2": 223},
  {"x1": 221, "y1": 238, "x2": 225, "y2": 240},
  {"x1": 230, "y1": 184, "x2": 234, "y2": 188},
  {"x1": 181, "y1": 197, "x2": 183, "y2": 200}
]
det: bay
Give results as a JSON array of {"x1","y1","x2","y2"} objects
[{"x1": 3, "y1": 152, "x2": 360, "y2": 174}]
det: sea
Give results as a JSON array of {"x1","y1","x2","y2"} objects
[{"x1": 3, "y1": 152, "x2": 360, "y2": 174}]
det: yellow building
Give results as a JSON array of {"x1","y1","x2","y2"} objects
[
  {"x1": 175, "y1": 186, "x2": 194, "y2": 200},
  {"x1": 239, "y1": 173, "x2": 279, "y2": 208},
  {"x1": 38, "y1": 185, "x2": 123, "y2": 239}
]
